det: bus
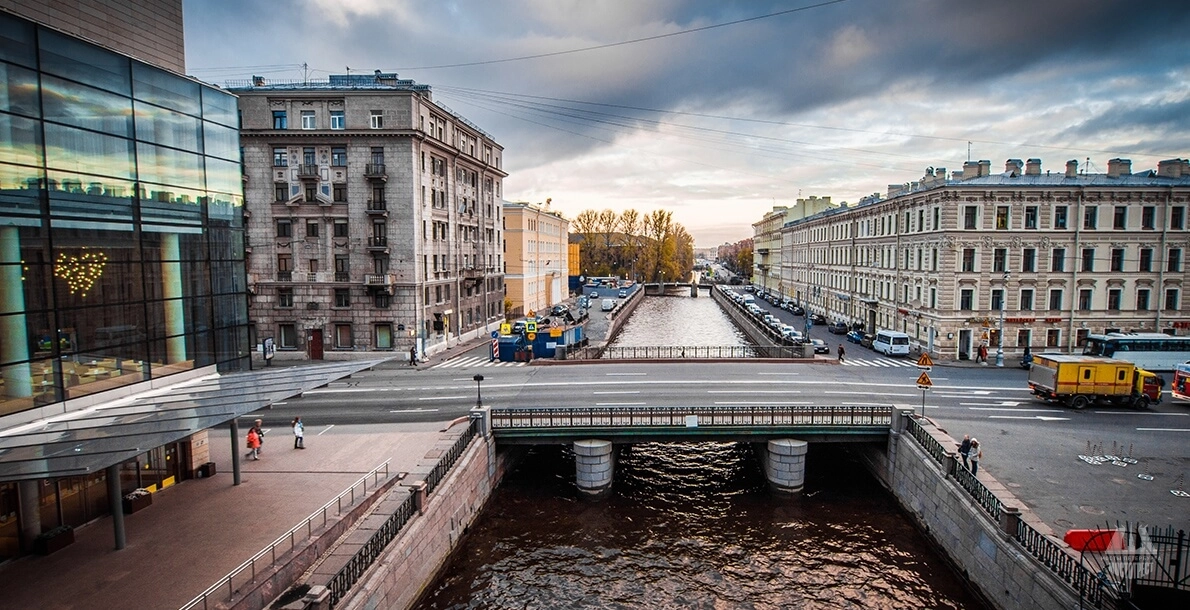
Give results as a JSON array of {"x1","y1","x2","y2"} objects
[
  {"x1": 1082, "y1": 333, "x2": 1190, "y2": 371},
  {"x1": 1173, "y1": 363, "x2": 1190, "y2": 402}
]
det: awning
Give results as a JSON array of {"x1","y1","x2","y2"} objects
[{"x1": 0, "y1": 359, "x2": 391, "y2": 482}]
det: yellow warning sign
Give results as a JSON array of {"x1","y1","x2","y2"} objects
[
  {"x1": 916, "y1": 352, "x2": 934, "y2": 368},
  {"x1": 526, "y1": 332, "x2": 537, "y2": 341},
  {"x1": 500, "y1": 323, "x2": 511, "y2": 335},
  {"x1": 550, "y1": 327, "x2": 562, "y2": 337},
  {"x1": 916, "y1": 371, "x2": 933, "y2": 387}
]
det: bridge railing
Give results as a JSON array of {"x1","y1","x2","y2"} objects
[
  {"x1": 566, "y1": 345, "x2": 815, "y2": 360},
  {"x1": 491, "y1": 405, "x2": 892, "y2": 430}
]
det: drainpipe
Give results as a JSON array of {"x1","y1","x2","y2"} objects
[
  {"x1": 1067, "y1": 188, "x2": 1083, "y2": 353},
  {"x1": 1154, "y1": 188, "x2": 1171, "y2": 331}
]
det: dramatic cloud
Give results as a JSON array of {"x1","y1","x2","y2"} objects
[{"x1": 184, "y1": 0, "x2": 1190, "y2": 246}]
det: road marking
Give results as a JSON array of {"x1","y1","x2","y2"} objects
[
  {"x1": 592, "y1": 391, "x2": 641, "y2": 395},
  {"x1": 1135, "y1": 427, "x2": 1190, "y2": 432},
  {"x1": 317, "y1": 424, "x2": 334, "y2": 435},
  {"x1": 606, "y1": 373, "x2": 647, "y2": 376},
  {"x1": 273, "y1": 402, "x2": 287, "y2": 405},
  {"x1": 595, "y1": 402, "x2": 647, "y2": 406},
  {"x1": 305, "y1": 388, "x2": 378, "y2": 394},
  {"x1": 706, "y1": 390, "x2": 802, "y2": 394},
  {"x1": 757, "y1": 372, "x2": 800, "y2": 376},
  {"x1": 389, "y1": 408, "x2": 441, "y2": 413},
  {"x1": 824, "y1": 391, "x2": 916, "y2": 397},
  {"x1": 989, "y1": 415, "x2": 1070, "y2": 421},
  {"x1": 1093, "y1": 411, "x2": 1188, "y2": 416},
  {"x1": 417, "y1": 395, "x2": 465, "y2": 401},
  {"x1": 713, "y1": 401, "x2": 813, "y2": 405},
  {"x1": 967, "y1": 407, "x2": 1066, "y2": 413}
]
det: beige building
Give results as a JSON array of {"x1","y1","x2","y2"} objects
[
  {"x1": 503, "y1": 201, "x2": 570, "y2": 316},
  {"x1": 232, "y1": 73, "x2": 507, "y2": 360},
  {"x1": 753, "y1": 196, "x2": 838, "y2": 299},
  {"x1": 779, "y1": 157, "x2": 1190, "y2": 361}
]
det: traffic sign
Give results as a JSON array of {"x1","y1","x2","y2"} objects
[
  {"x1": 527, "y1": 332, "x2": 537, "y2": 341},
  {"x1": 500, "y1": 323, "x2": 511, "y2": 335},
  {"x1": 491, "y1": 330, "x2": 499, "y2": 339},
  {"x1": 916, "y1": 371, "x2": 933, "y2": 388},
  {"x1": 916, "y1": 352, "x2": 934, "y2": 370}
]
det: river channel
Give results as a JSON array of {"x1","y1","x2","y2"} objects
[{"x1": 412, "y1": 296, "x2": 989, "y2": 609}]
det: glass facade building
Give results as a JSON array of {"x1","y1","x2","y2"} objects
[{"x1": 0, "y1": 9, "x2": 251, "y2": 419}]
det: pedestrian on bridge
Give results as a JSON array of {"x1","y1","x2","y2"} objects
[
  {"x1": 969, "y1": 438, "x2": 982, "y2": 475},
  {"x1": 837, "y1": 344, "x2": 845, "y2": 362},
  {"x1": 958, "y1": 434, "x2": 971, "y2": 469}
]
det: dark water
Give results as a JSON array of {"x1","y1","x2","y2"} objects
[{"x1": 413, "y1": 443, "x2": 988, "y2": 609}]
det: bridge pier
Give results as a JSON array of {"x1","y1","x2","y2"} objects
[
  {"x1": 764, "y1": 439, "x2": 807, "y2": 495},
  {"x1": 574, "y1": 439, "x2": 614, "y2": 500}
]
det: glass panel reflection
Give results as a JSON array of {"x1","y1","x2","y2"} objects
[
  {"x1": 0, "y1": 113, "x2": 42, "y2": 167},
  {"x1": 0, "y1": 162, "x2": 44, "y2": 226},
  {"x1": 46, "y1": 170, "x2": 135, "y2": 229},
  {"x1": 200, "y1": 85, "x2": 237, "y2": 127},
  {"x1": 132, "y1": 62, "x2": 200, "y2": 115},
  {"x1": 38, "y1": 29, "x2": 131, "y2": 95},
  {"x1": 41, "y1": 74, "x2": 133, "y2": 137},
  {"x1": 134, "y1": 100, "x2": 201, "y2": 151},
  {"x1": 0, "y1": 62, "x2": 41, "y2": 118},
  {"x1": 204, "y1": 157, "x2": 240, "y2": 196},
  {"x1": 44, "y1": 124, "x2": 134, "y2": 179},
  {"x1": 135, "y1": 142, "x2": 203, "y2": 188},
  {"x1": 202, "y1": 121, "x2": 239, "y2": 160},
  {"x1": 138, "y1": 182, "x2": 203, "y2": 232},
  {"x1": 0, "y1": 12, "x2": 35, "y2": 68}
]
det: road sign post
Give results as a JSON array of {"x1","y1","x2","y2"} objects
[{"x1": 915, "y1": 370, "x2": 933, "y2": 418}]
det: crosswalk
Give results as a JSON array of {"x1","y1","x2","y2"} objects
[
  {"x1": 840, "y1": 357, "x2": 919, "y2": 368},
  {"x1": 430, "y1": 356, "x2": 527, "y2": 369}
]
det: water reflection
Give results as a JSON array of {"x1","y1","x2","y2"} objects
[{"x1": 610, "y1": 293, "x2": 751, "y2": 348}]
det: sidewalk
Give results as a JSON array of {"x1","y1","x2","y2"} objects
[{"x1": 0, "y1": 422, "x2": 446, "y2": 610}]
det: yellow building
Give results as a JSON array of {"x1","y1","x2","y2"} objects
[{"x1": 503, "y1": 201, "x2": 570, "y2": 316}]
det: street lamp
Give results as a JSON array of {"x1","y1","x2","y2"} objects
[
  {"x1": 473, "y1": 374, "x2": 484, "y2": 408},
  {"x1": 996, "y1": 271, "x2": 1008, "y2": 367}
]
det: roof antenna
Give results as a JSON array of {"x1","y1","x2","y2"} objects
[
  {"x1": 967, "y1": 141, "x2": 972, "y2": 161},
  {"x1": 303, "y1": 62, "x2": 310, "y2": 84}
]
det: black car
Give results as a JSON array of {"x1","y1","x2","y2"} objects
[
  {"x1": 790, "y1": 306, "x2": 805, "y2": 316},
  {"x1": 550, "y1": 304, "x2": 568, "y2": 316},
  {"x1": 809, "y1": 313, "x2": 826, "y2": 324},
  {"x1": 827, "y1": 322, "x2": 849, "y2": 334}
]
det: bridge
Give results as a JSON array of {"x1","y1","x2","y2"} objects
[{"x1": 475, "y1": 404, "x2": 894, "y2": 497}]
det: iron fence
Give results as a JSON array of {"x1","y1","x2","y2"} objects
[
  {"x1": 905, "y1": 416, "x2": 947, "y2": 465},
  {"x1": 426, "y1": 419, "x2": 478, "y2": 494},
  {"x1": 179, "y1": 461, "x2": 391, "y2": 610},
  {"x1": 952, "y1": 465, "x2": 1002, "y2": 522},
  {"x1": 1134, "y1": 526, "x2": 1189, "y2": 591},
  {"x1": 490, "y1": 405, "x2": 892, "y2": 430},
  {"x1": 566, "y1": 345, "x2": 815, "y2": 360}
]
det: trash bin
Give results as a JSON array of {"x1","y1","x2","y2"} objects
[{"x1": 195, "y1": 462, "x2": 216, "y2": 478}]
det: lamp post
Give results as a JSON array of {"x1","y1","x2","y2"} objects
[
  {"x1": 473, "y1": 374, "x2": 484, "y2": 408},
  {"x1": 996, "y1": 271, "x2": 1008, "y2": 367}
]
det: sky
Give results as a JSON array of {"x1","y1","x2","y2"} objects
[{"x1": 182, "y1": 0, "x2": 1190, "y2": 247}]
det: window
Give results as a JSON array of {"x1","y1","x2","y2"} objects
[
  {"x1": 1051, "y1": 248, "x2": 1065, "y2": 272},
  {"x1": 374, "y1": 293, "x2": 390, "y2": 308},
  {"x1": 279, "y1": 324, "x2": 297, "y2": 348},
  {"x1": 273, "y1": 147, "x2": 287, "y2": 166},
  {"x1": 335, "y1": 288, "x2": 351, "y2": 308},
  {"x1": 300, "y1": 110, "x2": 315, "y2": 129},
  {"x1": 1141, "y1": 206, "x2": 1155, "y2": 229},
  {"x1": 278, "y1": 287, "x2": 293, "y2": 308},
  {"x1": 333, "y1": 219, "x2": 348, "y2": 237},
  {"x1": 1166, "y1": 288, "x2": 1180, "y2": 310},
  {"x1": 330, "y1": 110, "x2": 345, "y2": 130},
  {"x1": 274, "y1": 183, "x2": 287, "y2": 202},
  {"x1": 1048, "y1": 288, "x2": 1063, "y2": 310},
  {"x1": 995, "y1": 206, "x2": 1009, "y2": 229},
  {"x1": 1139, "y1": 248, "x2": 1153, "y2": 272},
  {"x1": 370, "y1": 110, "x2": 383, "y2": 129},
  {"x1": 331, "y1": 146, "x2": 347, "y2": 167},
  {"x1": 1107, "y1": 289, "x2": 1121, "y2": 311},
  {"x1": 1046, "y1": 328, "x2": 1060, "y2": 348},
  {"x1": 1078, "y1": 288, "x2": 1092, "y2": 311},
  {"x1": 1054, "y1": 206, "x2": 1068, "y2": 229},
  {"x1": 272, "y1": 110, "x2": 287, "y2": 129},
  {"x1": 308, "y1": 258, "x2": 319, "y2": 273},
  {"x1": 1020, "y1": 288, "x2": 1034, "y2": 311},
  {"x1": 993, "y1": 248, "x2": 1007, "y2": 273},
  {"x1": 1168, "y1": 248, "x2": 1182, "y2": 272},
  {"x1": 1172, "y1": 207, "x2": 1186, "y2": 230},
  {"x1": 1081, "y1": 248, "x2": 1094, "y2": 272},
  {"x1": 1084, "y1": 206, "x2": 1098, "y2": 229},
  {"x1": 1017, "y1": 329, "x2": 1032, "y2": 348},
  {"x1": 335, "y1": 255, "x2": 349, "y2": 282},
  {"x1": 305, "y1": 185, "x2": 316, "y2": 203},
  {"x1": 334, "y1": 324, "x2": 352, "y2": 348},
  {"x1": 306, "y1": 220, "x2": 319, "y2": 237},
  {"x1": 1113, "y1": 206, "x2": 1127, "y2": 229},
  {"x1": 1110, "y1": 248, "x2": 1124, "y2": 272},
  {"x1": 963, "y1": 206, "x2": 978, "y2": 230},
  {"x1": 375, "y1": 324, "x2": 393, "y2": 349},
  {"x1": 991, "y1": 288, "x2": 1005, "y2": 311},
  {"x1": 959, "y1": 289, "x2": 974, "y2": 311},
  {"x1": 1022, "y1": 248, "x2": 1036, "y2": 272},
  {"x1": 1137, "y1": 288, "x2": 1150, "y2": 311},
  {"x1": 276, "y1": 219, "x2": 291, "y2": 237},
  {"x1": 962, "y1": 248, "x2": 976, "y2": 272},
  {"x1": 303, "y1": 146, "x2": 316, "y2": 166},
  {"x1": 370, "y1": 146, "x2": 384, "y2": 166},
  {"x1": 333, "y1": 183, "x2": 346, "y2": 202},
  {"x1": 1024, "y1": 206, "x2": 1038, "y2": 229}
]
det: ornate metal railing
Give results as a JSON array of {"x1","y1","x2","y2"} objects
[
  {"x1": 904, "y1": 416, "x2": 947, "y2": 465},
  {"x1": 491, "y1": 405, "x2": 892, "y2": 431},
  {"x1": 566, "y1": 345, "x2": 815, "y2": 360},
  {"x1": 426, "y1": 419, "x2": 478, "y2": 494},
  {"x1": 952, "y1": 465, "x2": 1002, "y2": 522},
  {"x1": 179, "y1": 461, "x2": 392, "y2": 610}
]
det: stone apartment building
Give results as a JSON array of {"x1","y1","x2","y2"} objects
[
  {"x1": 776, "y1": 157, "x2": 1190, "y2": 361},
  {"x1": 232, "y1": 73, "x2": 507, "y2": 360},
  {"x1": 502, "y1": 201, "x2": 570, "y2": 316}
]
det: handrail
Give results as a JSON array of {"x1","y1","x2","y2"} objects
[
  {"x1": 178, "y1": 460, "x2": 392, "y2": 610},
  {"x1": 490, "y1": 405, "x2": 893, "y2": 430}
]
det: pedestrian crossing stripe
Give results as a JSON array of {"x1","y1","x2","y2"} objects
[
  {"x1": 431, "y1": 356, "x2": 526, "y2": 369},
  {"x1": 840, "y1": 358, "x2": 918, "y2": 368}
]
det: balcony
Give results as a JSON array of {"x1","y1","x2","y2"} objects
[
  {"x1": 277, "y1": 271, "x2": 292, "y2": 282},
  {"x1": 366, "y1": 200, "x2": 388, "y2": 215},
  {"x1": 298, "y1": 164, "x2": 320, "y2": 181},
  {"x1": 365, "y1": 273, "x2": 395, "y2": 293},
  {"x1": 367, "y1": 236, "x2": 388, "y2": 251},
  {"x1": 364, "y1": 164, "x2": 387, "y2": 180},
  {"x1": 461, "y1": 266, "x2": 484, "y2": 280},
  {"x1": 335, "y1": 272, "x2": 350, "y2": 282}
]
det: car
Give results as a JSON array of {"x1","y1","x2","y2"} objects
[
  {"x1": 809, "y1": 313, "x2": 826, "y2": 324},
  {"x1": 550, "y1": 304, "x2": 568, "y2": 316},
  {"x1": 590, "y1": 291, "x2": 599, "y2": 298},
  {"x1": 618, "y1": 289, "x2": 628, "y2": 298},
  {"x1": 860, "y1": 333, "x2": 875, "y2": 348},
  {"x1": 810, "y1": 338, "x2": 829, "y2": 354},
  {"x1": 511, "y1": 320, "x2": 526, "y2": 335},
  {"x1": 846, "y1": 330, "x2": 865, "y2": 344},
  {"x1": 790, "y1": 306, "x2": 805, "y2": 316},
  {"x1": 601, "y1": 298, "x2": 615, "y2": 311},
  {"x1": 827, "y1": 321, "x2": 849, "y2": 334},
  {"x1": 744, "y1": 285, "x2": 754, "y2": 292}
]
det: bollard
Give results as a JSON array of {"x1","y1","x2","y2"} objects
[
  {"x1": 943, "y1": 452, "x2": 957, "y2": 477},
  {"x1": 411, "y1": 480, "x2": 428, "y2": 515},
  {"x1": 304, "y1": 585, "x2": 331, "y2": 610},
  {"x1": 999, "y1": 505, "x2": 1021, "y2": 538}
]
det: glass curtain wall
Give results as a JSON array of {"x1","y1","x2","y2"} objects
[{"x1": 0, "y1": 11, "x2": 250, "y2": 418}]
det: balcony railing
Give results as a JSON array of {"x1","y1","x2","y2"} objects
[
  {"x1": 364, "y1": 274, "x2": 394, "y2": 286},
  {"x1": 368, "y1": 236, "x2": 388, "y2": 249},
  {"x1": 366, "y1": 200, "x2": 387, "y2": 214},
  {"x1": 335, "y1": 272, "x2": 350, "y2": 282},
  {"x1": 276, "y1": 271, "x2": 292, "y2": 282},
  {"x1": 364, "y1": 163, "x2": 386, "y2": 179},
  {"x1": 298, "y1": 164, "x2": 319, "y2": 179}
]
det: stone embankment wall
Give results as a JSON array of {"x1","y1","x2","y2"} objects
[{"x1": 856, "y1": 411, "x2": 1078, "y2": 610}]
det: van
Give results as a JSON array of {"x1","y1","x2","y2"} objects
[
  {"x1": 872, "y1": 330, "x2": 911, "y2": 356},
  {"x1": 601, "y1": 298, "x2": 615, "y2": 311},
  {"x1": 742, "y1": 294, "x2": 755, "y2": 305}
]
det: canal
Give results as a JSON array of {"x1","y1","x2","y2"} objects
[{"x1": 412, "y1": 295, "x2": 989, "y2": 609}]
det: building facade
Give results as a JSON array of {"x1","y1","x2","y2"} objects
[
  {"x1": 751, "y1": 207, "x2": 787, "y2": 294},
  {"x1": 231, "y1": 74, "x2": 507, "y2": 360},
  {"x1": 503, "y1": 201, "x2": 570, "y2": 316},
  {"x1": 780, "y1": 158, "x2": 1190, "y2": 361},
  {"x1": 0, "y1": 6, "x2": 249, "y2": 559}
]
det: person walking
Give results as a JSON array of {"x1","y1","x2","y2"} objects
[
  {"x1": 251, "y1": 419, "x2": 266, "y2": 455},
  {"x1": 245, "y1": 426, "x2": 261, "y2": 460},
  {"x1": 969, "y1": 438, "x2": 982, "y2": 475},
  {"x1": 292, "y1": 417, "x2": 305, "y2": 449},
  {"x1": 837, "y1": 343, "x2": 846, "y2": 362},
  {"x1": 958, "y1": 434, "x2": 972, "y2": 469},
  {"x1": 409, "y1": 345, "x2": 417, "y2": 366},
  {"x1": 977, "y1": 343, "x2": 988, "y2": 364}
]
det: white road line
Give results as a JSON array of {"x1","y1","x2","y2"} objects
[
  {"x1": 1135, "y1": 427, "x2": 1190, "y2": 432},
  {"x1": 592, "y1": 391, "x2": 641, "y2": 395},
  {"x1": 606, "y1": 373, "x2": 647, "y2": 376},
  {"x1": 989, "y1": 415, "x2": 1069, "y2": 421},
  {"x1": 273, "y1": 402, "x2": 287, "y2": 405},
  {"x1": 417, "y1": 395, "x2": 466, "y2": 401},
  {"x1": 713, "y1": 401, "x2": 813, "y2": 405},
  {"x1": 389, "y1": 408, "x2": 441, "y2": 413},
  {"x1": 595, "y1": 402, "x2": 647, "y2": 406},
  {"x1": 1093, "y1": 411, "x2": 1188, "y2": 416},
  {"x1": 824, "y1": 391, "x2": 916, "y2": 397},
  {"x1": 706, "y1": 390, "x2": 802, "y2": 394},
  {"x1": 317, "y1": 424, "x2": 334, "y2": 435},
  {"x1": 757, "y1": 372, "x2": 800, "y2": 376},
  {"x1": 967, "y1": 407, "x2": 1067, "y2": 413}
]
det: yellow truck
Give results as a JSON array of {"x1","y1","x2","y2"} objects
[{"x1": 1027, "y1": 354, "x2": 1163, "y2": 410}]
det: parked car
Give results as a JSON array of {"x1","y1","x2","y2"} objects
[
  {"x1": 810, "y1": 338, "x2": 830, "y2": 354},
  {"x1": 808, "y1": 313, "x2": 826, "y2": 324},
  {"x1": 511, "y1": 320, "x2": 527, "y2": 335},
  {"x1": 827, "y1": 321, "x2": 849, "y2": 334},
  {"x1": 846, "y1": 330, "x2": 865, "y2": 344},
  {"x1": 550, "y1": 304, "x2": 568, "y2": 316},
  {"x1": 590, "y1": 291, "x2": 599, "y2": 298},
  {"x1": 790, "y1": 306, "x2": 805, "y2": 316},
  {"x1": 860, "y1": 333, "x2": 875, "y2": 348}
]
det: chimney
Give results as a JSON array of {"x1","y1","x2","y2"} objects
[
  {"x1": 978, "y1": 160, "x2": 991, "y2": 177},
  {"x1": 252, "y1": 75, "x2": 265, "y2": 86},
  {"x1": 1005, "y1": 159, "x2": 1023, "y2": 176},
  {"x1": 1106, "y1": 158, "x2": 1132, "y2": 178},
  {"x1": 1065, "y1": 159, "x2": 1078, "y2": 178},
  {"x1": 1157, "y1": 158, "x2": 1187, "y2": 178},
  {"x1": 961, "y1": 160, "x2": 980, "y2": 181},
  {"x1": 1025, "y1": 158, "x2": 1042, "y2": 175}
]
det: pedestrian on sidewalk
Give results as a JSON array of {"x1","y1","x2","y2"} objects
[
  {"x1": 837, "y1": 343, "x2": 845, "y2": 362},
  {"x1": 252, "y1": 419, "x2": 266, "y2": 455},
  {"x1": 409, "y1": 345, "x2": 417, "y2": 366},
  {"x1": 958, "y1": 434, "x2": 971, "y2": 469},
  {"x1": 245, "y1": 427, "x2": 261, "y2": 460},
  {"x1": 292, "y1": 417, "x2": 305, "y2": 449},
  {"x1": 969, "y1": 438, "x2": 982, "y2": 475},
  {"x1": 977, "y1": 343, "x2": 988, "y2": 364}
]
